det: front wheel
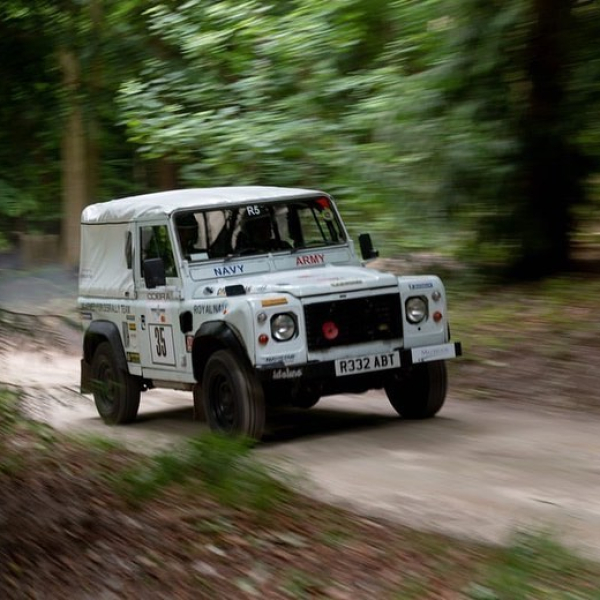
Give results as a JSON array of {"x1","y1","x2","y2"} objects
[
  {"x1": 90, "y1": 341, "x2": 141, "y2": 424},
  {"x1": 385, "y1": 361, "x2": 447, "y2": 419},
  {"x1": 202, "y1": 350, "x2": 265, "y2": 439}
]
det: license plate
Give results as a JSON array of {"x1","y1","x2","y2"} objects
[
  {"x1": 411, "y1": 343, "x2": 457, "y2": 364},
  {"x1": 335, "y1": 351, "x2": 400, "y2": 377}
]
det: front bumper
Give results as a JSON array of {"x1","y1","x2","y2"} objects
[{"x1": 256, "y1": 341, "x2": 462, "y2": 383}]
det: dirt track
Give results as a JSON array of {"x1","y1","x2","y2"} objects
[
  {"x1": 3, "y1": 346, "x2": 600, "y2": 561},
  {"x1": 3, "y1": 263, "x2": 600, "y2": 560}
]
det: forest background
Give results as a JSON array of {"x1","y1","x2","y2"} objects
[{"x1": 1, "y1": 0, "x2": 599, "y2": 278}]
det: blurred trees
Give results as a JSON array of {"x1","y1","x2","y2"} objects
[
  {"x1": 0, "y1": 1, "x2": 60, "y2": 249},
  {"x1": 118, "y1": 0, "x2": 450, "y2": 245},
  {"x1": 441, "y1": 0, "x2": 600, "y2": 276},
  {"x1": 55, "y1": 0, "x2": 157, "y2": 264},
  {"x1": 0, "y1": 0, "x2": 149, "y2": 263},
  {"x1": 1, "y1": 0, "x2": 600, "y2": 275}
]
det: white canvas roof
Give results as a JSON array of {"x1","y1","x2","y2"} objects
[{"x1": 81, "y1": 186, "x2": 322, "y2": 224}]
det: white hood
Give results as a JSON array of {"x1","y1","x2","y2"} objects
[{"x1": 228, "y1": 265, "x2": 398, "y2": 298}]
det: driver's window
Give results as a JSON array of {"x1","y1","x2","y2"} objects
[
  {"x1": 298, "y1": 207, "x2": 328, "y2": 245},
  {"x1": 140, "y1": 225, "x2": 177, "y2": 279},
  {"x1": 297, "y1": 200, "x2": 344, "y2": 246}
]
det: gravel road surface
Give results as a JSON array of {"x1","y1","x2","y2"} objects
[{"x1": 3, "y1": 347, "x2": 600, "y2": 561}]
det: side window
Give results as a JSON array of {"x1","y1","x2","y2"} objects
[
  {"x1": 298, "y1": 207, "x2": 328, "y2": 245},
  {"x1": 297, "y1": 200, "x2": 344, "y2": 246},
  {"x1": 140, "y1": 225, "x2": 177, "y2": 278},
  {"x1": 125, "y1": 230, "x2": 133, "y2": 269}
]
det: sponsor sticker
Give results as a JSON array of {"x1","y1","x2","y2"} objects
[
  {"x1": 213, "y1": 264, "x2": 244, "y2": 277},
  {"x1": 147, "y1": 291, "x2": 175, "y2": 300},
  {"x1": 272, "y1": 368, "x2": 303, "y2": 380},
  {"x1": 194, "y1": 302, "x2": 228, "y2": 315},
  {"x1": 411, "y1": 343, "x2": 457, "y2": 364},
  {"x1": 151, "y1": 307, "x2": 167, "y2": 323},
  {"x1": 296, "y1": 253, "x2": 325, "y2": 266},
  {"x1": 408, "y1": 282, "x2": 434, "y2": 290},
  {"x1": 264, "y1": 354, "x2": 297, "y2": 364},
  {"x1": 331, "y1": 279, "x2": 363, "y2": 287}
]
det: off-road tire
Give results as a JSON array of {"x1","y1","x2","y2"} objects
[
  {"x1": 202, "y1": 350, "x2": 265, "y2": 439},
  {"x1": 91, "y1": 341, "x2": 141, "y2": 424},
  {"x1": 385, "y1": 360, "x2": 447, "y2": 419}
]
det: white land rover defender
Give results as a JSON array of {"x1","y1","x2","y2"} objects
[{"x1": 79, "y1": 187, "x2": 461, "y2": 439}]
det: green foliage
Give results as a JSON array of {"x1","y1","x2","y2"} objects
[
  {"x1": 0, "y1": 389, "x2": 23, "y2": 474},
  {"x1": 0, "y1": 0, "x2": 156, "y2": 247},
  {"x1": 0, "y1": 180, "x2": 38, "y2": 218},
  {"x1": 75, "y1": 434, "x2": 126, "y2": 453},
  {"x1": 0, "y1": 388, "x2": 19, "y2": 440},
  {"x1": 0, "y1": 387, "x2": 60, "y2": 473},
  {"x1": 112, "y1": 432, "x2": 289, "y2": 511},
  {"x1": 435, "y1": 0, "x2": 600, "y2": 275},
  {"x1": 280, "y1": 568, "x2": 325, "y2": 599},
  {"x1": 117, "y1": 0, "x2": 460, "y2": 253},
  {"x1": 4, "y1": 0, "x2": 600, "y2": 271},
  {"x1": 0, "y1": 2, "x2": 62, "y2": 239},
  {"x1": 465, "y1": 530, "x2": 600, "y2": 600}
]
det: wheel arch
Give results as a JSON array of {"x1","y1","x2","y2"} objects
[
  {"x1": 192, "y1": 321, "x2": 250, "y2": 384},
  {"x1": 83, "y1": 320, "x2": 128, "y2": 372}
]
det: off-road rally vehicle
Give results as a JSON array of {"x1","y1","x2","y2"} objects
[{"x1": 79, "y1": 187, "x2": 461, "y2": 439}]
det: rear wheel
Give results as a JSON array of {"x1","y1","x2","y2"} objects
[
  {"x1": 202, "y1": 350, "x2": 265, "y2": 439},
  {"x1": 91, "y1": 341, "x2": 141, "y2": 424},
  {"x1": 385, "y1": 361, "x2": 447, "y2": 419}
]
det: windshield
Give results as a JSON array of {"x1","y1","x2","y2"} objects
[{"x1": 174, "y1": 196, "x2": 346, "y2": 261}]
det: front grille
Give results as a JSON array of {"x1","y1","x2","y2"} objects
[{"x1": 303, "y1": 293, "x2": 402, "y2": 351}]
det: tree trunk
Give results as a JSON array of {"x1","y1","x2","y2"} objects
[
  {"x1": 516, "y1": 0, "x2": 576, "y2": 277},
  {"x1": 156, "y1": 159, "x2": 179, "y2": 190},
  {"x1": 60, "y1": 48, "x2": 88, "y2": 267},
  {"x1": 87, "y1": 0, "x2": 103, "y2": 205}
]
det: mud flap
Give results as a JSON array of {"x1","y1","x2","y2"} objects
[{"x1": 80, "y1": 359, "x2": 92, "y2": 393}]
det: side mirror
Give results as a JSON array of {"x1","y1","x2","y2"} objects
[
  {"x1": 143, "y1": 257, "x2": 166, "y2": 289},
  {"x1": 358, "y1": 233, "x2": 379, "y2": 261}
]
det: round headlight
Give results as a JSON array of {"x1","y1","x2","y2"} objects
[
  {"x1": 271, "y1": 313, "x2": 296, "y2": 341},
  {"x1": 406, "y1": 297, "x2": 427, "y2": 324}
]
